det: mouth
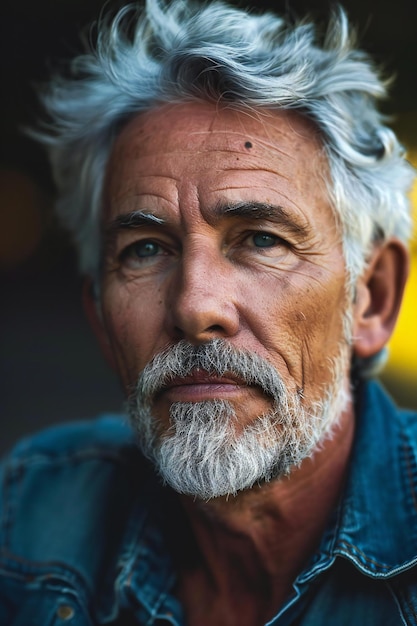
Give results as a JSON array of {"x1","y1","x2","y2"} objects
[{"x1": 157, "y1": 369, "x2": 248, "y2": 402}]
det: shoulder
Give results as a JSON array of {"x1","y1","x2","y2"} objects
[
  {"x1": 0, "y1": 414, "x2": 145, "y2": 511},
  {"x1": 358, "y1": 379, "x2": 417, "y2": 476},
  {"x1": 0, "y1": 415, "x2": 140, "y2": 507},
  {"x1": 0, "y1": 416, "x2": 151, "y2": 569},
  {"x1": 0, "y1": 417, "x2": 160, "y2": 623},
  {"x1": 360, "y1": 379, "x2": 417, "y2": 430},
  {"x1": 3, "y1": 413, "x2": 135, "y2": 461}
]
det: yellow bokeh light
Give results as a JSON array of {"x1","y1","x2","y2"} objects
[{"x1": 385, "y1": 151, "x2": 417, "y2": 382}]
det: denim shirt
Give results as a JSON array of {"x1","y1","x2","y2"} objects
[{"x1": 1, "y1": 380, "x2": 417, "y2": 625}]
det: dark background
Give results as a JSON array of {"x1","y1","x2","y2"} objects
[{"x1": 1, "y1": 0, "x2": 416, "y2": 456}]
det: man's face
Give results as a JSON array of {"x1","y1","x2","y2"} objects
[{"x1": 98, "y1": 102, "x2": 352, "y2": 495}]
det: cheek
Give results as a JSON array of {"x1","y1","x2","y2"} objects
[
  {"x1": 241, "y1": 267, "x2": 349, "y2": 392},
  {"x1": 293, "y1": 281, "x2": 350, "y2": 389},
  {"x1": 101, "y1": 284, "x2": 167, "y2": 389}
]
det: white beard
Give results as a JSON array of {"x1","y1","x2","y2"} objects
[{"x1": 127, "y1": 339, "x2": 350, "y2": 500}]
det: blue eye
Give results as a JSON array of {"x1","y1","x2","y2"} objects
[
  {"x1": 252, "y1": 232, "x2": 278, "y2": 248},
  {"x1": 132, "y1": 240, "x2": 160, "y2": 257},
  {"x1": 119, "y1": 239, "x2": 164, "y2": 268}
]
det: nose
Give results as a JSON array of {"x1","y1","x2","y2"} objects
[{"x1": 166, "y1": 240, "x2": 240, "y2": 343}]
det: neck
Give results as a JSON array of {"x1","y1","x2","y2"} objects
[{"x1": 176, "y1": 406, "x2": 355, "y2": 626}]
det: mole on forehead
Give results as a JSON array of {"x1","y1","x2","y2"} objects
[
  {"x1": 115, "y1": 99, "x2": 319, "y2": 142},
  {"x1": 112, "y1": 130, "x2": 300, "y2": 163}
]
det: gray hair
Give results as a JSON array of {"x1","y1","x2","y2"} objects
[{"x1": 36, "y1": 0, "x2": 414, "y2": 286}]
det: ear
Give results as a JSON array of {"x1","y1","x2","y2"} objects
[
  {"x1": 82, "y1": 278, "x2": 117, "y2": 371},
  {"x1": 352, "y1": 238, "x2": 410, "y2": 359}
]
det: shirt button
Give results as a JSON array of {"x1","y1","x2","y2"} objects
[{"x1": 57, "y1": 604, "x2": 75, "y2": 620}]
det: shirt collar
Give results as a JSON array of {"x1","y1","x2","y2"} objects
[
  {"x1": 104, "y1": 381, "x2": 417, "y2": 623},
  {"x1": 328, "y1": 380, "x2": 417, "y2": 577},
  {"x1": 94, "y1": 468, "x2": 184, "y2": 624}
]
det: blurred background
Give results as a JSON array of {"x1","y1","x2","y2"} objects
[{"x1": 0, "y1": 0, "x2": 416, "y2": 456}]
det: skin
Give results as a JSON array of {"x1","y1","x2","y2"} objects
[
  {"x1": 101, "y1": 103, "x2": 349, "y2": 410},
  {"x1": 85, "y1": 101, "x2": 409, "y2": 625}
]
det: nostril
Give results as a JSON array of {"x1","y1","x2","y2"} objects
[
  {"x1": 167, "y1": 285, "x2": 240, "y2": 342},
  {"x1": 173, "y1": 323, "x2": 226, "y2": 337}
]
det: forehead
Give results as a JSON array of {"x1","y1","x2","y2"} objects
[
  {"x1": 105, "y1": 101, "x2": 334, "y2": 228},
  {"x1": 112, "y1": 99, "x2": 323, "y2": 147},
  {"x1": 109, "y1": 101, "x2": 326, "y2": 168}
]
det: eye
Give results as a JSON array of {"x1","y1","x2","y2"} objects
[
  {"x1": 131, "y1": 240, "x2": 161, "y2": 258},
  {"x1": 251, "y1": 232, "x2": 282, "y2": 248},
  {"x1": 119, "y1": 239, "x2": 165, "y2": 268}
]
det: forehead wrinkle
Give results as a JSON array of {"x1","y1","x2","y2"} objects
[
  {"x1": 245, "y1": 135, "x2": 300, "y2": 158},
  {"x1": 219, "y1": 166, "x2": 292, "y2": 181},
  {"x1": 216, "y1": 112, "x2": 319, "y2": 160},
  {"x1": 109, "y1": 188, "x2": 177, "y2": 213},
  {"x1": 116, "y1": 145, "x2": 256, "y2": 160},
  {"x1": 190, "y1": 135, "x2": 299, "y2": 161},
  {"x1": 127, "y1": 128, "x2": 302, "y2": 160},
  {"x1": 113, "y1": 130, "x2": 304, "y2": 163},
  {"x1": 111, "y1": 175, "x2": 180, "y2": 191},
  {"x1": 204, "y1": 105, "x2": 304, "y2": 146}
]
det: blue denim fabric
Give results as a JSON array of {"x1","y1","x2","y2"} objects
[{"x1": 1, "y1": 380, "x2": 417, "y2": 625}]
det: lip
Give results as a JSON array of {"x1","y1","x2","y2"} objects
[{"x1": 159, "y1": 370, "x2": 247, "y2": 402}]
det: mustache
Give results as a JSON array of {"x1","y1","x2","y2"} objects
[{"x1": 135, "y1": 338, "x2": 289, "y2": 406}]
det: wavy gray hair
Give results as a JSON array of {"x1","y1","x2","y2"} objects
[{"x1": 36, "y1": 0, "x2": 414, "y2": 288}]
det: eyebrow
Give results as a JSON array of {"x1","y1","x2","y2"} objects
[
  {"x1": 107, "y1": 210, "x2": 165, "y2": 230},
  {"x1": 217, "y1": 200, "x2": 310, "y2": 238},
  {"x1": 103, "y1": 201, "x2": 310, "y2": 247},
  {"x1": 103, "y1": 210, "x2": 165, "y2": 246}
]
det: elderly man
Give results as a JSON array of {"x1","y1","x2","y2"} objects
[{"x1": 0, "y1": 0, "x2": 415, "y2": 624}]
